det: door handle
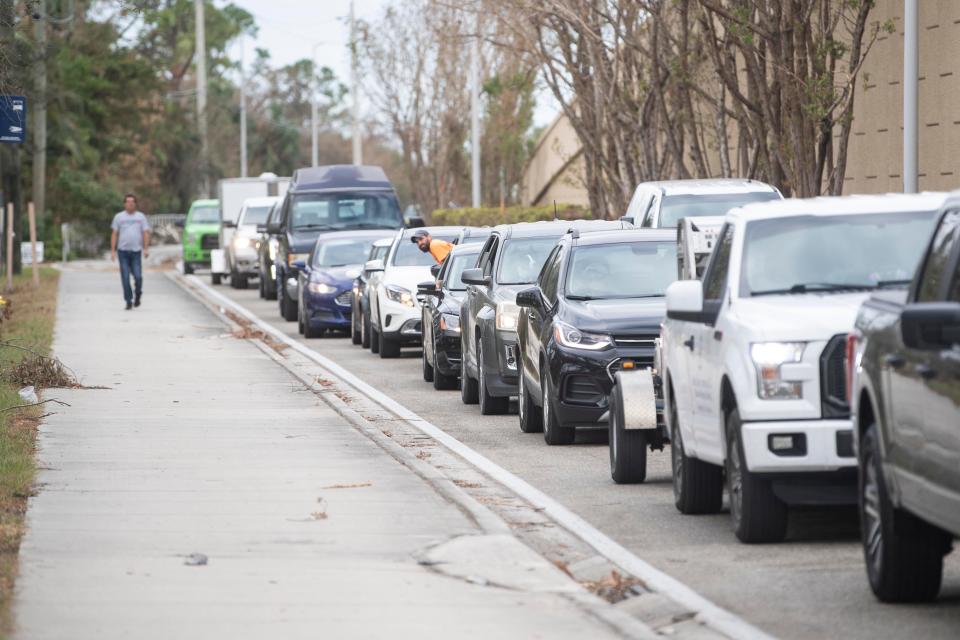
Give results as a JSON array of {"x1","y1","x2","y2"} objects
[
  {"x1": 713, "y1": 330, "x2": 723, "y2": 342},
  {"x1": 528, "y1": 312, "x2": 536, "y2": 319},
  {"x1": 883, "y1": 354, "x2": 905, "y2": 369},
  {"x1": 915, "y1": 364, "x2": 937, "y2": 380},
  {"x1": 683, "y1": 336, "x2": 695, "y2": 351}
]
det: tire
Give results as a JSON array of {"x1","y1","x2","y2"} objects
[
  {"x1": 280, "y1": 280, "x2": 298, "y2": 322},
  {"x1": 361, "y1": 309, "x2": 372, "y2": 349},
  {"x1": 183, "y1": 262, "x2": 194, "y2": 275},
  {"x1": 460, "y1": 334, "x2": 479, "y2": 404},
  {"x1": 670, "y1": 391, "x2": 723, "y2": 514},
  {"x1": 478, "y1": 339, "x2": 509, "y2": 415},
  {"x1": 609, "y1": 383, "x2": 648, "y2": 484},
  {"x1": 518, "y1": 370, "x2": 543, "y2": 433},
  {"x1": 542, "y1": 371, "x2": 574, "y2": 445},
  {"x1": 258, "y1": 274, "x2": 265, "y2": 298},
  {"x1": 265, "y1": 272, "x2": 278, "y2": 301},
  {"x1": 351, "y1": 305, "x2": 362, "y2": 345},
  {"x1": 370, "y1": 323, "x2": 381, "y2": 354},
  {"x1": 230, "y1": 269, "x2": 240, "y2": 289},
  {"x1": 212, "y1": 272, "x2": 222, "y2": 285},
  {"x1": 297, "y1": 306, "x2": 305, "y2": 335},
  {"x1": 726, "y1": 408, "x2": 788, "y2": 543},
  {"x1": 422, "y1": 343, "x2": 435, "y2": 382},
  {"x1": 379, "y1": 328, "x2": 401, "y2": 358},
  {"x1": 860, "y1": 424, "x2": 950, "y2": 602},
  {"x1": 303, "y1": 310, "x2": 324, "y2": 339}
]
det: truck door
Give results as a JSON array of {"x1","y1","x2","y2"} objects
[{"x1": 690, "y1": 224, "x2": 735, "y2": 463}]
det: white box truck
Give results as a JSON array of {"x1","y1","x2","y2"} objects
[{"x1": 211, "y1": 173, "x2": 290, "y2": 285}]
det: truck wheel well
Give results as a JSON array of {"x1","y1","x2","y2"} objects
[
  {"x1": 720, "y1": 376, "x2": 737, "y2": 416},
  {"x1": 857, "y1": 389, "x2": 875, "y2": 437}
]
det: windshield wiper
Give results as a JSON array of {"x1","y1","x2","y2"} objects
[
  {"x1": 294, "y1": 224, "x2": 337, "y2": 230},
  {"x1": 566, "y1": 294, "x2": 599, "y2": 301},
  {"x1": 752, "y1": 282, "x2": 875, "y2": 296},
  {"x1": 875, "y1": 279, "x2": 912, "y2": 289},
  {"x1": 350, "y1": 223, "x2": 398, "y2": 229}
]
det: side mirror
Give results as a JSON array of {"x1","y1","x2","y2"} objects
[
  {"x1": 292, "y1": 260, "x2": 307, "y2": 271},
  {"x1": 267, "y1": 221, "x2": 282, "y2": 234},
  {"x1": 461, "y1": 267, "x2": 490, "y2": 287},
  {"x1": 175, "y1": 219, "x2": 186, "y2": 228},
  {"x1": 417, "y1": 280, "x2": 439, "y2": 296},
  {"x1": 515, "y1": 287, "x2": 541, "y2": 308},
  {"x1": 222, "y1": 219, "x2": 236, "y2": 229},
  {"x1": 405, "y1": 215, "x2": 426, "y2": 229},
  {"x1": 256, "y1": 223, "x2": 267, "y2": 234},
  {"x1": 430, "y1": 263, "x2": 441, "y2": 277},
  {"x1": 901, "y1": 302, "x2": 960, "y2": 350},
  {"x1": 364, "y1": 259, "x2": 385, "y2": 273},
  {"x1": 665, "y1": 280, "x2": 704, "y2": 321}
]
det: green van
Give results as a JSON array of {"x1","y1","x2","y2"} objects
[{"x1": 182, "y1": 199, "x2": 220, "y2": 274}]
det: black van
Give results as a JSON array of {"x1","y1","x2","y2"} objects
[{"x1": 268, "y1": 165, "x2": 420, "y2": 321}]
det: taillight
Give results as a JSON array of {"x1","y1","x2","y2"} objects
[{"x1": 844, "y1": 331, "x2": 860, "y2": 403}]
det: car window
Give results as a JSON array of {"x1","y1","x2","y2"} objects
[
  {"x1": 392, "y1": 234, "x2": 457, "y2": 267},
  {"x1": 703, "y1": 224, "x2": 733, "y2": 300},
  {"x1": 189, "y1": 206, "x2": 219, "y2": 223},
  {"x1": 240, "y1": 206, "x2": 271, "y2": 226},
  {"x1": 624, "y1": 188, "x2": 646, "y2": 221},
  {"x1": 496, "y1": 237, "x2": 559, "y2": 285},
  {"x1": 444, "y1": 252, "x2": 478, "y2": 291},
  {"x1": 539, "y1": 246, "x2": 562, "y2": 303},
  {"x1": 641, "y1": 196, "x2": 657, "y2": 228},
  {"x1": 659, "y1": 192, "x2": 781, "y2": 228},
  {"x1": 483, "y1": 237, "x2": 501, "y2": 278},
  {"x1": 917, "y1": 210, "x2": 960, "y2": 302},
  {"x1": 476, "y1": 236, "x2": 495, "y2": 273},
  {"x1": 313, "y1": 238, "x2": 377, "y2": 268},
  {"x1": 566, "y1": 241, "x2": 677, "y2": 300},
  {"x1": 288, "y1": 192, "x2": 402, "y2": 231}
]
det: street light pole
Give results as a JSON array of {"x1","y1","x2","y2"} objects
[
  {"x1": 194, "y1": 0, "x2": 209, "y2": 196},
  {"x1": 239, "y1": 35, "x2": 248, "y2": 178},
  {"x1": 903, "y1": 0, "x2": 918, "y2": 194},
  {"x1": 470, "y1": 13, "x2": 480, "y2": 208},
  {"x1": 311, "y1": 42, "x2": 322, "y2": 167},
  {"x1": 350, "y1": 0, "x2": 362, "y2": 166}
]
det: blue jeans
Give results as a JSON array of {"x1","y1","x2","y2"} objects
[{"x1": 117, "y1": 250, "x2": 143, "y2": 304}]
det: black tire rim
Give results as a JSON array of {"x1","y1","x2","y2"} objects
[
  {"x1": 728, "y1": 432, "x2": 744, "y2": 526},
  {"x1": 862, "y1": 450, "x2": 884, "y2": 574},
  {"x1": 671, "y1": 399, "x2": 683, "y2": 502}
]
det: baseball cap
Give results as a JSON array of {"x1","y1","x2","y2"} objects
[{"x1": 410, "y1": 229, "x2": 430, "y2": 242}]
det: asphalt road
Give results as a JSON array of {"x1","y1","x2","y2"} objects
[{"x1": 211, "y1": 278, "x2": 960, "y2": 640}]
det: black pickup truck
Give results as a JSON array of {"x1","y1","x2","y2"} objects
[{"x1": 848, "y1": 204, "x2": 960, "y2": 603}]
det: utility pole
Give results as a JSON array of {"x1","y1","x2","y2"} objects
[
  {"x1": 32, "y1": 1, "x2": 46, "y2": 230},
  {"x1": 350, "y1": 0, "x2": 362, "y2": 166},
  {"x1": 239, "y1": 35, "x2": 247, "y2": 178},
  {"x1": 469, "y1": 13, "x2": 481, "y2": 208},
  {"x1": 194, "y1": 0, "x2": 209, "y2": 196},
  {"x1": 311, "y1": 42, "x2": 322, "y2": 167},
  {"x1": 903, "y1": 0, "x2": 918, "y2": 193}
]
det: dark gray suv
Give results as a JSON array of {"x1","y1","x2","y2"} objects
[{"x1": 459, "y1": 219, "x2": 631, "y2": 414}]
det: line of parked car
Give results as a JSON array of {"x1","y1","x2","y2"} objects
[{"x1": 193, "y1": 165, "x2": 959, "y2": 605}]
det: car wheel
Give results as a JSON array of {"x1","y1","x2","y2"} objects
[
  {"x1": 608, "y1": 382, "x2": 647, "y2": 484},
  {"x1": 361, "y1": 308, "x2": 372, "y2": 349},
  {"x1": 280, "y1": 280, "x2": 298, "y2": 322},
  {"x1": 726, "y1": 408, "x2": 788, "y2": 543},
  {"x1": 422, "y1": 342, "x2": 435, "y2": 382},
  {"x1": 258, "y1": 274, "x2": 265, "y2": 298},
  {"x1": 230, "y1": 269, "x2": 240, "y2": 289},
  {"x1": 303, "y1": 310, "x2": 324, "y2": 339},
  {"x1": 518, "y1": 370, "x2": 543, "y2": 433},
  {"x1": 183, "y1": 262, "x2": 194, "y2": 275},
  {"x1": 370, "y1": 323, "x2": 381, "y2": 354},
  {"x1": 351, "y1": 307, "x2": 362, "y2": 345},
  {"x1": 860, "y1": 423, "x2": 950, "y2": 602},
  {"x1": 542, "y1": 371, "x2": 574, "y2": 445},
  {"x1": 670, "y1": 391, "x2": 723, "y2": 514},
  {"x1": 379, "y1": 326, "x2": 401, "y2": 358},
  {"x1": 212, "y1": 272, "x2": 221, "y2": 285},
  {"x1": 265, "y1": 272, "x2": 278, "y2": 300},
  {"x1": 478, "y1": 339, "x2": 508, "y2": 415},
  {"x1": 460, "y1": 334, "x2": 479, "y2": 404},
  {"x1": 297, "y1": 305, "x2": 305, "y2": 335}
]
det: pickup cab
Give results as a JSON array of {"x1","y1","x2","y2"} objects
[
  {"x1": 848, "y1": 197, "x2": 960, "y2": 602},
  {"x1": 661, "y1": 193, "x2": 945, "y2": 543}
]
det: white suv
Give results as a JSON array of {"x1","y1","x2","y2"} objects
[
  {"x1": 366, "y1": 227, "x2": 461, "y2": 358},
  {"x1": 226, "y1": 196, "x2": 278, "y2": 289},
  {"x1": 622, "y1": 178, "x2": 781, "y2": 228},
  {"x1": 661, "y1": 193, "x2": 946, "y2": 543}
]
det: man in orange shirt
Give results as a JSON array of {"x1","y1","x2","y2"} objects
[{"x1": 411, "y1": 229, "x2": 453, "y2": 264}]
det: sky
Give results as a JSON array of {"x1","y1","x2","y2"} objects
[{"x1": 231, "y1": 0, "x2": 557, "y2": 128}]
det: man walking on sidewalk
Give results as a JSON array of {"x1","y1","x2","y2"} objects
[{"x1": 110, "y1": 194, "x2": 151, "y2": 310}]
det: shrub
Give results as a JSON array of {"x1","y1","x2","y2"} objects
[{"x1": 430, "y1": 204, "x2": 593, "y2": 227}]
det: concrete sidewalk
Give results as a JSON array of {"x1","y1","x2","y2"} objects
[{"x1": 12, "y1": 269, "x2": 628, "y2": 639}]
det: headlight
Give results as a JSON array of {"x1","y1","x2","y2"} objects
[
  {"x1": 750, "y1": 342, "x2": 806, "y2": 399},
  {"x1": 232, "y1": 236, "x2": 253, "y2": 249},
  {"x1": 268, "y1": 239, "x2": 279, "y2": 260},
  {"x1": 553, "y1": 320, "x2": 612, "y2": 350},
  {"x1": 440, "y1": 313, "x2": 461, "y2": 334},
  {"x1": 287, "y1": 252, "x2": 309, "y2": 266},
  {"x1": 495, "y1": 301, "x2": 520, "y2": 331},
  {"x1": 307, "y1": 281, "x2": 338, "y2": 295},
  {"x1": 385, "y1": 284, "x2": 415, "y2": 307}
]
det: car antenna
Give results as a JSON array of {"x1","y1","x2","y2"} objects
[{"x1": 553, "y1": 200, "x2": 558, "y2": 221}]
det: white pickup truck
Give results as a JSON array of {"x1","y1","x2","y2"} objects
[{"x1": 660, "y1": 193, "x2": 946, "y2": 543}]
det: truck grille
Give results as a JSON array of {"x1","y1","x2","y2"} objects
[
  {"x1": 820, "y1": 334, "x2": 849, "y2": 418},
  {"x1": 335, "y1": 291, "x2": 353, "y2": 307},
  {"x1": 201, "y1": 234, "x2": 219, "y2": 249},
  {"x1": 562, "y1": 375, "x2": 605, "y2": 406}
]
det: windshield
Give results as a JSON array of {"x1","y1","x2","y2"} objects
[
  {"x1": 497, "y1": 237, "x2": 559, "y2": 285},
  {"x1": 313, "y1": 238, "x2": 377, "y2": 268},
  {"x1": 190, "y1": 206, "x2": 219, "y2": 224},
  {"x1": 392, "y1": 235, "x2": 457, "y2": 266},
  {"x1": 566, "y1": 241, "x2": 677, "y2": 300},
  {"x1": 290, "y1": 192, "x2": 402, "y2": 231},
  {"x1": 659, "y1": 192, "x2": 780, "y2": 228},
  {"x1": 443, "y1": 253, "x2": 478, "y2": 291},
  {"x1": 741, "y1": 211, "x2": 939, "y2": 296},
  {"x1": 240, "y1": 206, "x2": 271, "y2": 226}
]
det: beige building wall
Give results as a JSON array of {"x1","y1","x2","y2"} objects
[{"x1": 523, "y1": 1, "x2": 960, "y2": 205}]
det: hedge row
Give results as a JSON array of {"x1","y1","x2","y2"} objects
[{"x1": 430, "y1": 204, "x2": 592, "y2": 227}]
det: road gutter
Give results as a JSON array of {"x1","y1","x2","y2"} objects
[{"x1": 171, "y1": 272, "x2": 777, "y2": 640}]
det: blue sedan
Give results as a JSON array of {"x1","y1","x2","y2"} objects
[{"x1": 296, "y1": 230, "x2": 394, "y2": 338}]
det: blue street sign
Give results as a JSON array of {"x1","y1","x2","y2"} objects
[{"x1": 0, "y1": 96, "x2": 27, "y2": 144}]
